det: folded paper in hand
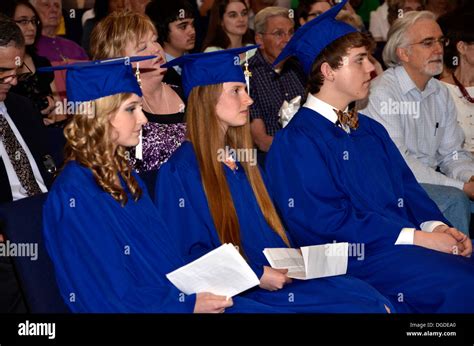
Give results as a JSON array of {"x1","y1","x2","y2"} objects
[
  {"x1": 278, "y1": 95, "x2": 301, "y2": 128},
  {"x1": 166, "y1": 243, "x2": 260, "y2": 297},
  {"x1": 263, "y1": 242, "x2": 348, "y2": 280}
]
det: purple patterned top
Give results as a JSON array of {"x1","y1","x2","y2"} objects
[{"x1": 130, "y1": 111, "x2": 186, "y2": 173}]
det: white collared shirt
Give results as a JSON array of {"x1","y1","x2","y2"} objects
[
  {"x1": 0, "y1": 102, "x2": 48, "y2": 201},
  {"x1": 303, "y1": 94, "x2": 445, "y2": 245},
  {"x1": 165, "y1": 53, "x2": 182, "y2": 76},
  {"x1": 361, "y1": 65, "x2": 473, "y2": 191}
]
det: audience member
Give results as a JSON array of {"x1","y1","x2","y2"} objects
[
  {"x1": 249, "y1": 6, "x2": 305, "y2": 155},
  {"x1": 0, "y1": 14, "x2": 55, "y2": 313},
  {"x1": 30, "y1": 0, "x2": 88, "y2": 62},
  {"x1": 387, "y1": 0, "x2": 424, "y2": 27},
  {"x1": 362, "y1": 11, "x2": 474, "y2": 235},
  {"x1": 91, "y1": 11, "x2": 186, "y2": 172},
  {"x1": 369, "y1": 0, "x2": 389, "y2": 42},
  {"x1": 439, "y1": 10, "x2": 474, "y2": 153},
  {"x1": 0, "y1": 0, "x2": 56, "y2": 123},
  {"x1": 146, "y1": 0, "x2": 196, "y2": 95},
  {"x1": 295, "y1": 0, "x2": 331, "y2": 28},
  {"x1": 202, "y1": 0, "x2": 256, "y2": 63}
]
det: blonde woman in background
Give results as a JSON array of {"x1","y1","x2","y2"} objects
[{"x1": 90, "y1": 11, "x2": 187, "y2": 172}]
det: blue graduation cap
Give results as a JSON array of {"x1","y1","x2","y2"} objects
[
  {"x1": 38, "y1": 56, "x2": 156, "y2": 102},
  {"x1": 273, "y1": 0, "x2": 356, "y2": 74},
  {"x1": 161, "y1": 45, "x2": 258, "y2": 98}
]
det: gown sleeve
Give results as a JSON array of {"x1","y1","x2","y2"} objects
[
  {"x1": 265, "y1": 128, "x2": 409, "y2": 252},
  {"x1": 42, "y1": 182, "x2": 196, "y2": 313},
  {"x1": 155, "y1": 162, "x2": 220, "y2": 262}
]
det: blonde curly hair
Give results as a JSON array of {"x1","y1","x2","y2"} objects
[{"x1": 63, "y1": 93, "x2": 142, "y2": 205}]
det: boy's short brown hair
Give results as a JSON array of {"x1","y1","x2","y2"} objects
[{"x1": 307, "y1": 32, "x2": 373, "y2": 94}]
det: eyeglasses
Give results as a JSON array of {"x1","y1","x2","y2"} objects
[
  {"x1": 0, "y1": 64, "x2": 33, "y2": 84},
  {"x1": 261, "y1": 30, "x2": 294, "y2": 39},
  {"x1": 17, "y1": 63, "x2": 34, "y2": 82},
  {"x1": 14, "y1": 18, "x2": 40, "y2": 27},
  {"x1": 406, "y1": 37, "x2": 450, "y2": 49}
]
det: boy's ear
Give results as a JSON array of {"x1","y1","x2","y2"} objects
[{"x1": 320, "y1": 62, "x2": 334, "y2": 81}]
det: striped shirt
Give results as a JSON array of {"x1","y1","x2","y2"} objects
[{"x1": 361, "y1": 65, "x2": 474, "y2": 190}]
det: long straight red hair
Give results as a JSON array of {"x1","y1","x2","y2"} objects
[{"x1": 186, "y1": 84, "x2": 290, "y2": 253}]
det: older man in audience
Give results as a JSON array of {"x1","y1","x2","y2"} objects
[
  {"x1": 0, "y1": 14, "x2": 55, "y2": 312},
  {"x1": 30, "y1": 0, "x2": 88, "y2": 62},
  {"x1": 0, "y1": 16, "x2": 53, "y2": 205},
  {"x1": 361, "y1": 11, "x2": 474, "y2": 235},
  {"x1": 249, "y1": 6, "x2": 305, "y2": 158}
]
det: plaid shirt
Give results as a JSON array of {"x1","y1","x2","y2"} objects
[{"x1": 249, "y1": 50, "x2": 306, "y2": 136}]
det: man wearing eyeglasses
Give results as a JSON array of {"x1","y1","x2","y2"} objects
[
  {"x1": 0, "y1": 15, "x2": 54, "y2": 205},
  {"x1": 361, "y1": 11, "x2": 474, "y2": 237},
  {"x1": 249, "y1": 6, "x2": 305, "y2": 162},
  {"x1": 0, "y1": 14, "x2": 56, "y2": 314}
]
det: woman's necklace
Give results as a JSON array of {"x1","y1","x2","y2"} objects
[
  {"x1": 142, "y1": 83, "x2": 171, "y2": 114},
  {"x1": 452, "y1": 73, "x2": 474, "y2": 104}
]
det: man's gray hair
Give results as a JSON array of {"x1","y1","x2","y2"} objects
[
  {"x1": 254, "y1": 6, "x2": 293, "y2": 34},
  {"x1": 383, "y1": 10, "x2": 436, "y2": 67}
]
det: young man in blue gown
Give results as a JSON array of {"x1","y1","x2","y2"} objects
[{"x1": 265, "y1": 0, "x2": 474, "y2": 313}]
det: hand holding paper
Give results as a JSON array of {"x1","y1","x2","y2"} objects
[
  {"x1": 166, "y1": 243, "x2": 260, "y2": 298},
  {"x1": 263, "y1": 242, "x2": 349, "y2": 280}
]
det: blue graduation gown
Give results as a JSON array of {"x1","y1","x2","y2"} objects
[
  {"x1": 154, "y1": 141, "x2": 393, "y2": 313},
  {"x1": 265, "y1": 107, "x2": 474, "y2": 313},
  {"x1": 43, "y1": 161, "x2": 278, "y2": 313}
]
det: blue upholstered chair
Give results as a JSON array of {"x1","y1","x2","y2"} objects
[{"x1": 0, "y1": 193, "x2": 69, "y2": 313}]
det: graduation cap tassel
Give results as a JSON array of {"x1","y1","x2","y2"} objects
[
  {"x1": 135, "y1": 62, "x2": 142, "y2": 87},
  {"x1": 244, "y1": 51, "x2": 252, "y2": 94}
]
